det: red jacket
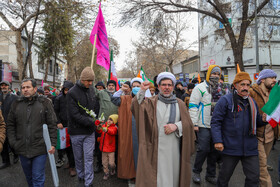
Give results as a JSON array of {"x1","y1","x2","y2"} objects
[{"x1": 96, "y1": 122, "x2": 118, "y2": 152}]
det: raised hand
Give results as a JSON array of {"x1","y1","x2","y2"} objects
[
  {"x1": 121, "y1": 83, "x2": 130, "y2": 92},
  {"x1": 141, "y1": 81, "x2": 150, "y2": 91}
]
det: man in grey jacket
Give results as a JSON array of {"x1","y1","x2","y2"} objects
[{"x1": 7, "y1": 78, "x2": 57, "y2": 187}]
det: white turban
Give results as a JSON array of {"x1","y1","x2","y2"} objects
[
  {"x1": 157, "y1": 72, "x2": 176, "y2": 85},
  {"x1": 131, "y1": 77, "x2": 143, "y2": 86}
]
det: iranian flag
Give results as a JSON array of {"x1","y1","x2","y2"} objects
[
  {"x1": 262, "y1": 83, "x2": 280, "y2": 128},
  {"x1": 56, "y1": 128, "x2": 70, "y2": 150},
  {"x1": 108, "y1": 50, "x2": 119, "y2": 91},
  {"x1": 49, "y1": 86, "x2": 57, "y2": 96},
  {"x1": 137, "y1": 66, "x2": 154, "y2": 83}
]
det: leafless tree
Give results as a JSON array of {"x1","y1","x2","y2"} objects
[{"x1": 121, "y1": 0, "x2": 271, "y2": 71}]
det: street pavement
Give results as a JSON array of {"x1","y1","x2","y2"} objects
[{"x1": 0, "y1": 142, "x2": 280, "y2": 187}]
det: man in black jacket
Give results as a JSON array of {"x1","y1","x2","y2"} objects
[
  {"x1": 54, "y1": 80, "x2": 76, "y2": 176},
  {"x1": 0, "y1": 80, "x2": 18, "y2": 169},
  {"x1": 67, "y1": 67, "x2": 99, "y2": 187},
  {"x1": 7, "y1": 78, "x2": 57, "y2": 187}
]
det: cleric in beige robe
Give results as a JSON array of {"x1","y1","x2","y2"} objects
[{"x1": 131, "y1": 72, "x2": 196, "y2": 187}]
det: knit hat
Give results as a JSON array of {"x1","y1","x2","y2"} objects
[
  {"x1": 233, "y1": 72, "x2": 252, "y2": 85},
  {"x1": 109, "y1": 114, "x2": 118, "y2": 124},
  {"x1": 157, "y1": 72, "x2": 176, "y2": 85},
  {"x1": 0, "y1": 80, "x2": 11, "y2": 87},
  {"x1": 107, "y1": 80, "x2": 117, "y2": 87},
  {"x1": 206, "y1": 65, "x2": 221, "y2": 82},
  {"x1": 256, "y1": 69, "x2": 277, "y2": 85},
  {"x1": 80, "y1": 67, "x2": 95, "y2": 81},
  {"x1": 95, "y1": 81, "x2": 106, "y2": 89}
]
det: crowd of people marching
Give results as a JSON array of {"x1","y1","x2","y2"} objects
[{"x1": 0, "y1": 65, "x2": 279, "y2": 187}]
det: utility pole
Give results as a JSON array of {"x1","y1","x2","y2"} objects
[{"x1": 255, "y1": 0, "x2": 260, "y2": 73}]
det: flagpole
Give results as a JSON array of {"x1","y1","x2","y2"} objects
[{"x1": 90, "y1": 34, "x2": 97, "y2": 70}]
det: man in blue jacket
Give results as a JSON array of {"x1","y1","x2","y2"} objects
[{"x1": 211, "y1": 72, "x2": 266, "y2": 187}]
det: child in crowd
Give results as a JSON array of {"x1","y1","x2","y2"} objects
[{"x1": 95, "y1": 114, "x2": 118, "y2": 180}]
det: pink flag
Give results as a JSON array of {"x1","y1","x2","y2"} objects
[
  {"x1": 90, "y1": 3, "x2": 110, "y2": 71},
  {"x1": 41, "y1": 80, "x2": 44, "y2": 87}
]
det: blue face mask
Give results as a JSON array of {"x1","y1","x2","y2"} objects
[{"x1": 132, "y1": 87, "x2": 140, "y2": 95}]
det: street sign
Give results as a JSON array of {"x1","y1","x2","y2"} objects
[{"x1": 254, "y1": 73, "x2": 259, "y2": 80}]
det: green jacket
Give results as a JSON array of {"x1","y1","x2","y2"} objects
[
  {"x1": 95, "y1": 89, "x2": 118, "y2": 121},
  {"x1": 7, "y1": 94, "x2": 57, "y2": 158}
]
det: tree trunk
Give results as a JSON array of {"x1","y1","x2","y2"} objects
[
  {"x1": 232, "y1": 44, "x2": 244, "y2": 72},
  {"x1": 28, "y1": 52, "x2": 34, "y2": 78},
  {"x1": 53, "y1": 51, "x2": 56, "y2": 87},
  {"x1": 66, "y1": 56, "x2": 75, "y2": 83},
  {"x1": 44, "y1": 57, "x2": 49, "y2": 82},
  {"x1": 15, "y1": 30, "x2": 24, "y2": 81}
]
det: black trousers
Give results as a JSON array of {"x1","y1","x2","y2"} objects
[
  {"x1": 217, "y1": 154, "x2": 259, "y2": 187},
  {"x1": 193, "y1": 127, "x2": 217, "y2": 177},
  {"x1": 1, "y1": 137, "x2": 17, "y2": 164},
  {"x1": 57, "y1": 143, "x2": 75, "y2": 168}
]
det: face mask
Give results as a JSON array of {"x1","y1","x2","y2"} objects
[
  {"x1": 209, "y1": 76, "x2": 220, "y2": 87},
  {"x1": 132, "y1": 87, "x2": 140, "y2": 95}
]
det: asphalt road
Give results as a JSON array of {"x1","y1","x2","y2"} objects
[{"x1": 0, "y1": 142, "x2": 280, "y2": 187}]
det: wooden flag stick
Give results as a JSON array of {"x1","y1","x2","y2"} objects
[{"x1": 90, "y1": 34, "x2": 97, "y2": 70}]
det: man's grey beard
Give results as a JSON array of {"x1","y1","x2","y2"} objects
[
  {"x1": 107, "y1": 89, "x2": 115, "y2": 93},
  {"x1": 159, "y1": 92, "x2": 172, "y2": 98}
]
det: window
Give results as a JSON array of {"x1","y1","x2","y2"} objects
[
  {"x1": 269, "y1": 25, "x2": 280, "y2": 36},
  {"x1": 55, "y1": 63, "x2": 59, "y2": 75},
  {"x1": 49, "y1": 60, "x2": 53, "y2": 73}
]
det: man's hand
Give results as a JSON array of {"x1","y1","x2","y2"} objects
[
  {"x1": 194, "y1": 126, "x2": 199, "y2": 132},
  {"x1": 140, "y1": 81, "x2": 150, "y2": 91},
  {"x1": 178, "y1": 84, "x2": 183, "y2": 90},
  {"x1": 164, "y1": 124, "x2": 178, "y2": 135},
  {"x1": 48, "y1": 146, "x2": 55, "y2": 154},
  {"x1": 57, "y1": 123, "x2": 63, "y2": 129},
  {"x1": 214, "y1": 143, "x2": 224, "y2": 151},
  {"x1": 121, "y1": 84, "x2": 130, "y2": 92}
]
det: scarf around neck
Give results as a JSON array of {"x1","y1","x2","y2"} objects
[
  {"x1": 232, "y1": 91, "x2": 257, "y2": 135},
  {"x1": 158, "y1": 93, "x2": 178, "y2": 124}
]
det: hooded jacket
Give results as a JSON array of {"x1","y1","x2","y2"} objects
[
  {"x1": 96, "y1": 122, "x2": 118, "y2": 152},
  {"x1": 54, "y1": 81, "x2": 74, "y2": 127},
  {"x1": 67, "y1": 81, "x2": 99, "y2": 135},
  {"x1": 174, "y1": 82, "x2": 185, "y2": 100},
  {"x1": 189, "y1": 65, "x2": 221, "y2": 128}
]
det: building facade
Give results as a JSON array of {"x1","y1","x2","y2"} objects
[
  {"x1": 198, "y1": 0, "x2": 280, "y2": 83},
  {"x1": 0, "y1": 30, "x2": 66, "y2": 89}
]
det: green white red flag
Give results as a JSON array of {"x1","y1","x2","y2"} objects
[
  {"x1": 56, "y1": 128, "x2": 70, "y2": 150},
  {"x1": 108, "y1": 50, "x2": 119, "y2": 91},
  {"x1": 137, "y1": 66, "x2": 154, "y2": 83},
  {"x1": 262, "y1": 83, "x2": 280, "y2": 128}
]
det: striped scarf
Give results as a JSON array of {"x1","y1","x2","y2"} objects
[{"x1": 232, "y1": 92, "x2": 257, "y2": 135}]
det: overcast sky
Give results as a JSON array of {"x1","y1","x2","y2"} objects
[
  {"x1": 0, "y1": 0, "x2": 199, "y2": 71},
  {"x1": 101, "y1": 1, "x2": 199, "y2": 71}
]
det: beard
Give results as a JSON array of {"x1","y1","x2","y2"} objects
[
  {"x1": 107, "y1": 88, "x2": 115, "y2": 93},
  {"x1": 265, "y1": 82, "x2": 275, "y2": 90},
  {"x1": 159, "y1": 91, "x2": 172, "y2": 98}
]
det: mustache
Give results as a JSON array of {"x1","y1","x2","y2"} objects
[{"x1": 241, "y1": 89, "x2": 248, "y2": 92}]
